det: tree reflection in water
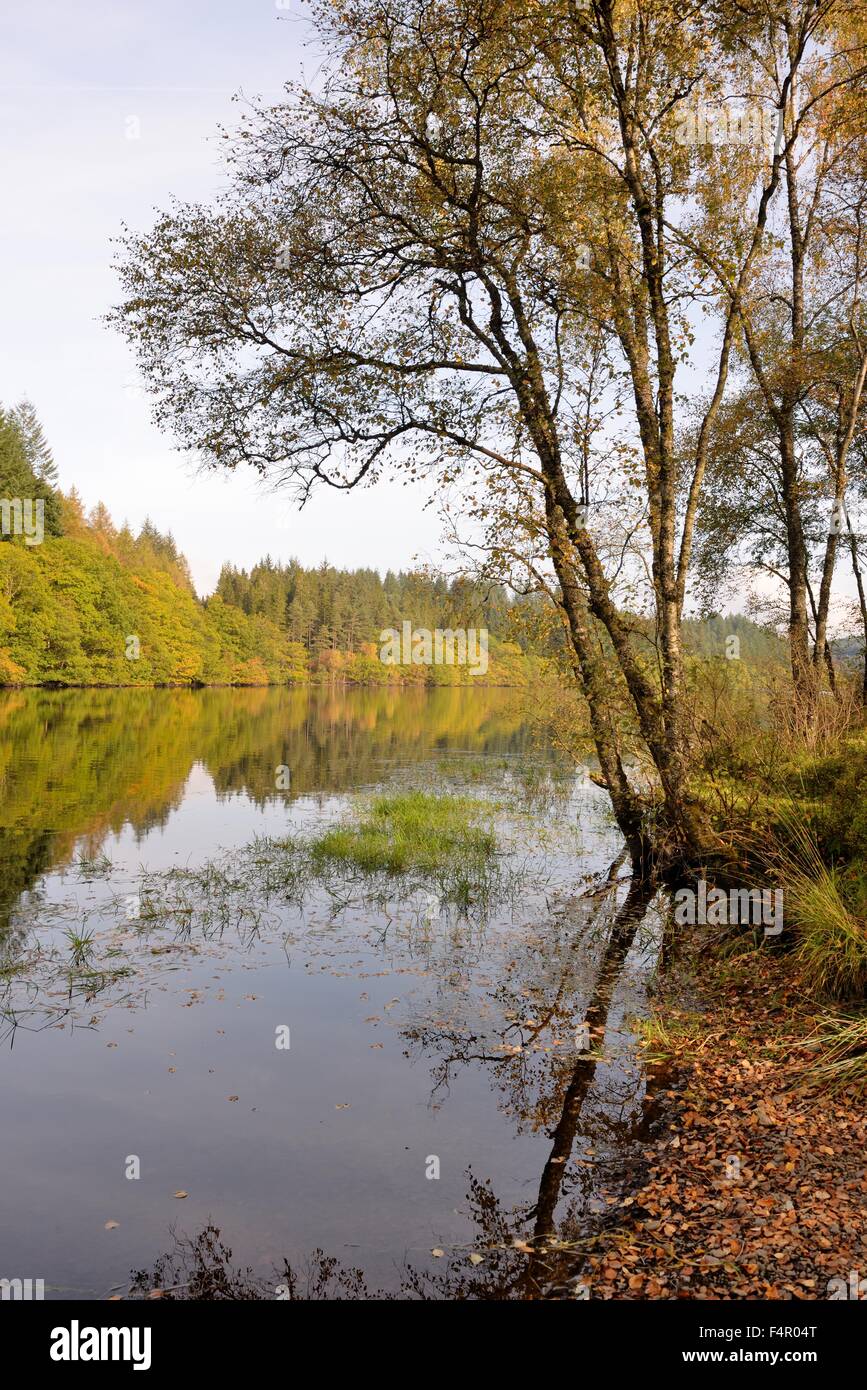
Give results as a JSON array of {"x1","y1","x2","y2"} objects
[{"x1": 126, "y1": 872, "x2": 666, "y2": 1301}]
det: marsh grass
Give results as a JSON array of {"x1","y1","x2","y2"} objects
[
  {"x1": 309, "y1": 791, "x2": 505, "y2": 914},
  {"x1": 124, "y1": 791, "x2": 512, "y2": 933},
  {"x1": 1, "y1": 788, "x2": 520, "y2": 1040},
  {"x1": 632, "y1": 1008, "x2": 708, "y2": 1063},
  {"x1": 62, "y1": 924, "x2": 96, "y2": 966},
  {"x1": 764, "y1": 814, "x2": 867, "y2": 1002},
  {"x1": 127, "y1": 864, "x2": 286, "y2": 943},
  {"x1": 788, "y1": 868, "x2": 867, "y2": 1001},
  {"x1": 0, "y1": 921, "x2": 137, "y2": 1043},
  {"x1": 800, "y1": 1011, "x2": 867, "y2": 1093},
  {"x1": 75, "y1": 852, "x2": 113, "y2": 879},
  {"x1": 743, "y1": 809, "x2": 867, "y2": 1087},
  {"x1": 310, "y1": 791, "x2": 496, "y2": 875}
]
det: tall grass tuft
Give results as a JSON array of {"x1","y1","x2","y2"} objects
[
  {"x1": 800, "y1": 1012, "x2": 867, "y2": 1093},
  {"x1": 770, "y1": 814, "x2": 867, "y2": 1001}
]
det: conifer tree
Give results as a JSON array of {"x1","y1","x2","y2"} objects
[{"x1": 11, "y1": 399, "x2": 58, "y2": 484}]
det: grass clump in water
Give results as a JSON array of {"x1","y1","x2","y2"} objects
[{"x1": 310, "y1": 791, "x2": 496, "y2": 876}]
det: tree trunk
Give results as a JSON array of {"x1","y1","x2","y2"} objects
[{"x1": 780, "y1": 422, "x2": 814, "y2": 712}]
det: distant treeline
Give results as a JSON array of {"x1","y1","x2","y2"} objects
[
  {"x1": 215, "y1": 558, "x2": 522, "y2": 655},
  {"x1": 681, "y1": 614, "x2": 789, "y2": 666},
  {"x1": 1, "y1": 401, "x2": 794, "y2": 688},
  {"x1": 0, "y1": 403, "x2": 538, "y2": 687}
]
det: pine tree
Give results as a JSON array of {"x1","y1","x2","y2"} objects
[
  {"x1": 11, "y1": 399, "x2": 58, "y2": 484},
  {"x1": 0, "y1": 408, "x2": 63, "y2": 541}
]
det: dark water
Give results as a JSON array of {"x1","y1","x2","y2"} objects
[{"x1": 0, "y1": 686, "x2": 664, "y2": 1299}]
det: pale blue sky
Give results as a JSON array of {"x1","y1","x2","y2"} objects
[
  {"x1": 2, "y1": 2, "x2": 858, "y2": 632},
  {"x1": 0, "y1": 0, "x2": 438, "y2": 593}
]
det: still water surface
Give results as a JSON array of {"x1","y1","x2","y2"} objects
[{"x1": 0, "y1": 687, "x2": 663, "y2": 1299}]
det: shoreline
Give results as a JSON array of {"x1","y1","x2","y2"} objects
[
  {"x1": 579, "y1": 931, "x2": 867, "y2": 1299},
  {"x1": 0, "y1": 677, "x2": 528, "y2": 692}
]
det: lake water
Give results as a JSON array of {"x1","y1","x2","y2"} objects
[{"x1": 0, "y1": 686, "x2": 664, "y2": 1300}]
